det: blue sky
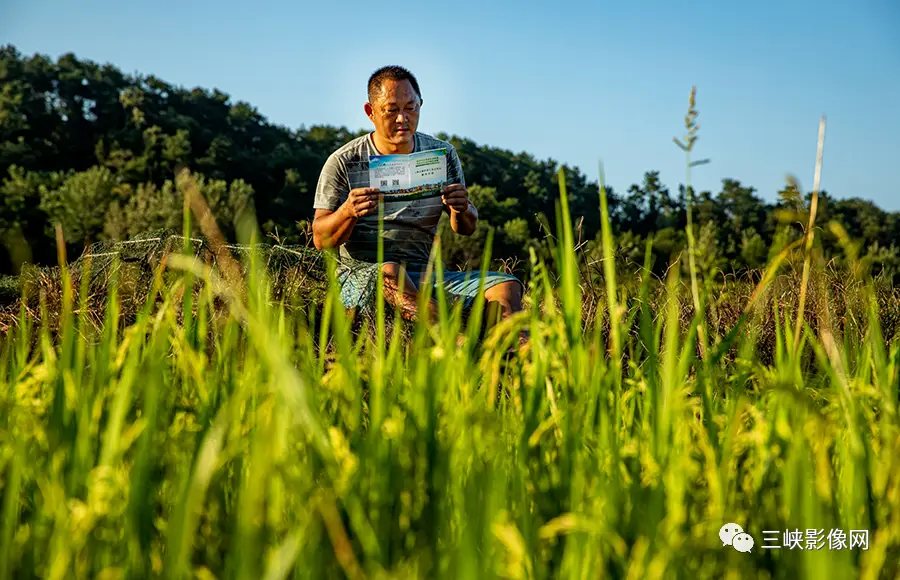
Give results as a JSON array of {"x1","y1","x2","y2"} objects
[{"x1": 4, "y1": 0, "x2": 899, "y2": 210}]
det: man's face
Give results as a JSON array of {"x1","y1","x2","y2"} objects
[{"x1": 366, "y1": 79, "x2": 421, "y2": 147}]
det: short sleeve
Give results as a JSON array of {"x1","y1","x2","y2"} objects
[
  {"x1": 313, "y1": 154, "x2": 350, "y2": 211},
  {"x1": 446, "y1": 144, "x2": 466, "y2": 188}
]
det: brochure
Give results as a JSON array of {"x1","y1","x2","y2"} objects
[{"x1": 368, "y1": 148, "x2": 447, "y2": 201}]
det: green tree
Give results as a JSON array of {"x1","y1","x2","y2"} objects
[
  {"x1": 716, "y1": 179, "x2": 768, "y2": 259},
  {"x1": 104, "y1": 175, "x2": 254, "y2": 241},
  {"x1": 39, "y1": 166, "x2": 119, "y2": 245},
  {"x1": 740, "y1": 227, "x2": 768, "y2": 270},
  {"x1": 3, "y1": 44, "x2": 900, "y2": 282}
]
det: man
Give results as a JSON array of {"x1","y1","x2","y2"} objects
[{"x1": 312, "y1": 65, "x2": 524, "y2": 330}]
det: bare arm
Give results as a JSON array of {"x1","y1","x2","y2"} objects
[
  {"x1": 312, "y1": 207, "x2": 356, "y2": 249},
  {"x1": 442, "y1": 183, "x2": 477, "y2": 236},
  {"x1": 312, "y1": 187, "x2": 382, "y2": 250},
  {"x1": 449, "y1": 202, "x2": 478, "y2": 236}
]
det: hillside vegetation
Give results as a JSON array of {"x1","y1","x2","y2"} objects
[
  {"x1": 2, "y1": 45, "x2": 900, "y2": 285},
  {"x1": 1, "y1": 47, "x2": 899, "y2": 580}
]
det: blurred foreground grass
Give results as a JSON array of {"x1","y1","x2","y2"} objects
[{"x1": 1, "y1": 157, "x2": 899, "y2": 580}]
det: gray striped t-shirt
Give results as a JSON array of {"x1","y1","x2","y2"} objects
[{"x1": 313, "y1": 131, "x2": 465, "y2": 269}]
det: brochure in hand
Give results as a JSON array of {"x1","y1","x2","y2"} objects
[{"x1": 368, "y1": 148, "x2": 447, "y2": 202}]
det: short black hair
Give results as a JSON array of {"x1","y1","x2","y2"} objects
[{"x1": 367, "y1": 65, "x2": 422, "y2": 104}]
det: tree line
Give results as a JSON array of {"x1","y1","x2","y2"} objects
[{"x1": 2, "y1": 45, "x2": 899, "y2": 283}]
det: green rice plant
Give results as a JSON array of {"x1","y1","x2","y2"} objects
[
  {"x1": 673, "y1": 86, "x2": 708, "y2": 361},
  {"x1": 1, "y1": 108, "x2": 899, "y2": 580}
]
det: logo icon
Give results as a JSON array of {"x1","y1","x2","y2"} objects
[
  {"x1": 732, "y1": 532, "x2": 755, "y2": 553},
  {"x1": 719, "y1": 523, "x2": 755, "y2": 553},
  {"x1": 719, "y1": 523, "x2": 744, "y2": 546}
]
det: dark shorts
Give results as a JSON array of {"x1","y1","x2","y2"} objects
[{"x1": 336, "y1": 260, "x2": 523, "y2": 312}]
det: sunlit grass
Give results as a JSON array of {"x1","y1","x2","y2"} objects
[{"x1": 1, "y1": 102, "x2": 899, "y2": 579}]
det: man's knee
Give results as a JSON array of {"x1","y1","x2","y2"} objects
[
  {"x1": 379, "y1": 262, "x2": 418, "y2": 296},
  {"x1": 484, "y1": 280, "x2": 523, "y2": 309},
  {"x1": 380, "y1": 262, "x2": 402, "y2": 279}
]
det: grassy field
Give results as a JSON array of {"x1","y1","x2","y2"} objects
[{"x1": 2, "y1": 137, "x2": 900, "y2": 578}]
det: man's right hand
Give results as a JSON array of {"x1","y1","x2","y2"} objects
[
  {"x1": 312, "y1": 188, "x2": 383, "y2": 250},
  {"x1": 343, "y1": 187, "x2": 383, "y2": 218}
]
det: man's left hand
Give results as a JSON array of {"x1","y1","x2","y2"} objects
[{"x1": 441, "y1": 184, "x2": 470, "y2": 213}]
